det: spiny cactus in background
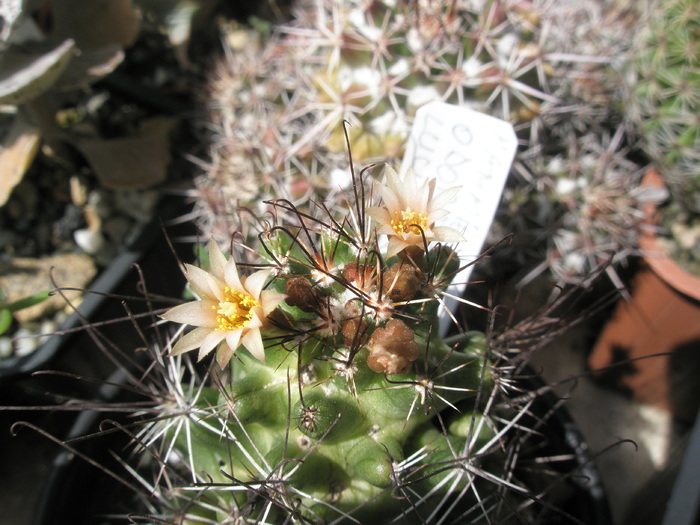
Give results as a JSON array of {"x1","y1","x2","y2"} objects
[
  {"x1": 509, "y1": 126, "x2": 664, "y2": 287},
  {"x1": 198, "y1": 0, "x2": 636, "y2": 245},
  {"x1": 143, "y1": 164, "x2": 579, "y2": 523},
  {"x1": 627, "y1": 0, "x2": 699, "y2": 209},
  {"x1": 625, "y1": 0, "x2": 700, "y2": 274}
]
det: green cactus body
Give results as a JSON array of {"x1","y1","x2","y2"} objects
[
  {"x1": 153, "y1": 159, "x2": 511, "y2": 522},
  {"x1": 170, "y1": 231, "x2": 494, "y2": 521}
]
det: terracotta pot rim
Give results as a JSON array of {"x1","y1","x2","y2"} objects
[{"x1": 639, "y1": 168, "x2": 700, "y2": 301}]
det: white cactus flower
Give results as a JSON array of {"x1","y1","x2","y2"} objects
[
  {"x1": 161, "y1": 240, "x2": 286, "y2": 368},
  {"x1": 367, "y1": 165, "x2": 465, "y2": 258}
]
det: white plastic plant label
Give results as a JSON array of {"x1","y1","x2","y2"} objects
[{"x1": 399, "y1": 102, "x2": 516, "y2": 328}]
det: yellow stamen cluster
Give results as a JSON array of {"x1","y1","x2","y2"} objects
[
  {"x1": 390, "y1": 208, "x2": 428, "y2": 236},
  {"x1": 214, "y1": 287, "x2": 258, "y2": 331}
]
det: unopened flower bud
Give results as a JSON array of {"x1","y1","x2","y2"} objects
[
  {"x1": 341, "y1": 317, "x2": 368, "y2": 347},
  {"x1": 342, "y1": 261, "x2": 376, "y2": 289},
  {"x1": 285, "y1": 277, "x2": 318, "y2": 311},
  {"x1": 382, "y1": 263, "x2": 420, "y2": 301},
  {"x1": 396, "y1": 244, "x2": 425, "y2": 264},
  {"x1": 367, "y1": 318, "x2": 420, "y2": 375}
]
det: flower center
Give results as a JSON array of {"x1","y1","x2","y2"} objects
[
  {"x1": 214, "y1": 287, "x2": 258, "y2": 331},
  {"x1": 390, "y1": 208, "x2": 428, "y2": 236}
]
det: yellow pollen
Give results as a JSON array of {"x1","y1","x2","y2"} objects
[
  {"x1": 213, "y1": 287, "x2": 258, "y2": 331},
  {"x1": 390, "y1": 208, "x2": 428, "y2": 236}
]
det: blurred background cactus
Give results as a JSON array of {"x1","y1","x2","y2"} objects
[
  {"x1": 624, "y1": 0, "x2": 700, "y2": 275},
  {"x1": 197, "y1": 0, "x2": 665, "y2": 289},
  {"x1": 200, "y1": 1, "x2": 614, "y2": 234}
]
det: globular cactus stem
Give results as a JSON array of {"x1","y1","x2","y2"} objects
[{"x1": 160, "y1": 164, "x2": 499, "y2": 523}]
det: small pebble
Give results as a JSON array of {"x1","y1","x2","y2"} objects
[
  {"x1": 70, "y1": 174, "x2": 90, "y2": 206},
  {"x1": 0, "y1": 337, "x2": 12, "y2": 359},
  {"x1": 13, "y1": 328, "x2": 40, "y2": 357},
  {"x1": 74, "y1": 228, "x2": 106, "y2": 255}
]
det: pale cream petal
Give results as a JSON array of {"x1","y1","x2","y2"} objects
[
  {"x1": 428, "y1": 208, "x2": 449, "y2": 222},
  {"x1": 224, "y1": 330, "x2": 242, "y2": 356},
  {"x1": 260, "y1": 289, "x2": 287, "y2": 316},
  {"x1": 206, "y1": 273, "x2": 226, "y2": 302},
  {"x1": 161, "y1": 300, "x2": 218, "y2": 328},
  {"x1": 386, "y1": 236, "x2": 410, "y2": 259},
  {"x1": 403, "y1": 177, "x2": 429, "y2": 214},
  {"x1": 183, "y1": 264, "x2": 216, "y2": 300},
  {"x1": 377, "y1": 183, "x2": 401, "y2": 212},
  {"x1": 246, "y1": 312, "x2": 264, "y2": 329},
  {"x1": 366, "y1": 206, "x2": 391, "y2": 226},
  {"x1": 430, "y1": 185, "x2": 461, "y2": 211},
  {"x1": 224, "y1": 259, "x2": 243, "y2": 292},
  {"x1": 169, "y1": 327, "x2": 212, "y2": 356},
  {"x1": 432, "y1": 225, "x2": 467, "y2": 242},
  {"x1": 384, "y1": 165, "x2": 402, "y2": 196},
  {"x1": 378, "y1": 224, "x2": 398, "y2": 236},
  {"x1": 244, "y1": 269, "x2": 272, "y2": 299},
  {"x1": 403, "y1": 168, "x2": 419, "y2": 203},
  {"x1": 207, "y1": 239, "x2": 228, "y2": 281},
  {"x1": 216, "y1": 344, "x2": 234, "y2": 369},
  {"x1": 241, "y1": 328, "x2": 266, "y2": 362},
  {"x1": 413, "y1": 177, "x2": 434, "y2": 213},
  {"x1": 198, "y1": 330, "x2": 227, "y2": 361}
]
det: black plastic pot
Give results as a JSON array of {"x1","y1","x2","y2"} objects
[{"x1": 509, "y1": 373, "x2": 612, "y2": 525}]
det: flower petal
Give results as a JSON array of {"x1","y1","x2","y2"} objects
[
  {"x1": 384, "y1": 165, "x2": 402, "y2": 196},
  {"x1": 376, "y1": 182, "x2": 401, "y2": 212},
  {"x1": 430, "y1": 185, "x2": 461, "y2": 211},
  {"x1": 241, "y1": 328, "x2": 266, "y2": 362},
  {"x1": 224, "y1": 330, "x2": 242, "y2": 357},
  {"x1": 386, "y1": 236, "x2": 410, "y2": 258},
  {"x1": 413, "y1": 177, "x2": 433, "y2": 213},
  {"x1": 198, "y1": 330, "x2": 227, "y2": 361},
  {"x1": 428, "y1": 208, "x2": 449, "y2": 222},
  {"x1": 169, "y1": 327, "x2": 212, "y2": 356},
  {"x1": 207, "y1": 239, "x2": 228, "y2": 281},
  {"x1": 184, "y1": 264, "x2": 221, "y2": 300},
  {"x1": 366, "y1": 206, "x2": 391, "y2": 226},
  {"x1": 224, "y1": 258, "x2": 243, "y2": 292},
  {"x1": 244, "y1": 269, "x2": 272, "y2": 299},
  {"x1": 161, "y1": 300, "x2": 218, "y2": 328},
  {"x1": 216, "y1": 344, "x2": 234, "y2": 369},
  {"x1": 432, "y1": 225, "x2": 466, "y2": 242},
  {"x1": 260, "y1": 289, "x2": 287, "y2": 316}
]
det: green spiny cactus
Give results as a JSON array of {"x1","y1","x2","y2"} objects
[
  {"x1": 150, "y1": 163, "x2": 580, "y2": 523},
  {"x1": 513, "y1": 127, "x2": 655, "y2": 286}
]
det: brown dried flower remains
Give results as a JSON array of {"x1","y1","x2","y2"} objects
[{"x1": 367, "y1": 318, "x2": 420, "y2": 375}]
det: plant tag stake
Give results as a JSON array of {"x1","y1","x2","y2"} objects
[{"x1": 399, "y1": 102, "x2": 516, "y2": 333}]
